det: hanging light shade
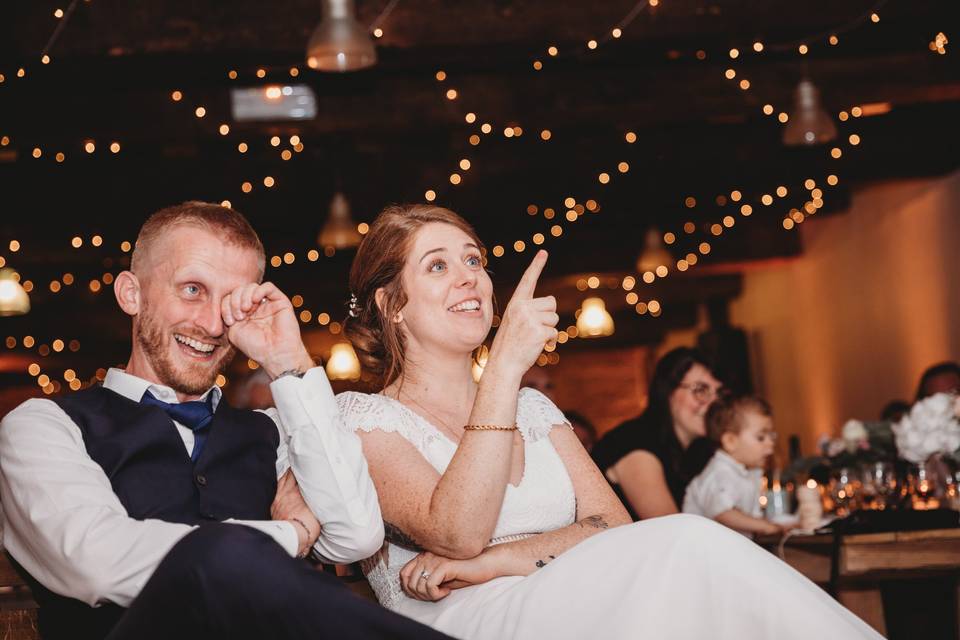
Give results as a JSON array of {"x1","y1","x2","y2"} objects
[
  {"x1": 782, "y1": 79, "x2": 837, "y2": 146},
  {"x1": 636, "y1": 228, "x2": 673, "y2": 274},
  {"x1": 306, "y1": 0, "x2": 377, "y2": 72},
  {"x1": 575, "y1": 297, "x2": 614, "y2": 338},
  {"x1": 318, "y1": 192, "x2": 363, "y2": 250},
  {"x1": 326, "y1": 342, "x2": 361, "y2": 380},
  {"x1": 0, "y1": 269, "x2": 30, "y2": 316}
]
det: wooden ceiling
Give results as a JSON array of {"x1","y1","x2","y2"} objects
[{"x1": 1, "y1": 0, "x2": 958, "y2": 376}]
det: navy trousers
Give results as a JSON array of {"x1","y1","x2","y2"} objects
[{"x1": 105, "y1": 524, "x2": 451, "y2": 640}]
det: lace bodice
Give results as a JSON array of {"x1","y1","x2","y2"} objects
[{"x1": 336, "y1": 388, "x2": 577, "y2": 611}]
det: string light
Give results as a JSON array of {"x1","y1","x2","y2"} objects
[
  {"x1": 929, "y1": 32, "x2": 948, "y2": 55},
  {"x1": 8, "y1": 3, "x2": 882, "y2": 354}
]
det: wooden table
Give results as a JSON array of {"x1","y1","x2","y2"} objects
[{"x1": 759, "y1": 528, "x2": 960, "y2": 637}]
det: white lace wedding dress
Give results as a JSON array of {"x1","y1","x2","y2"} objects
[{"x1": 337, "y1": 388, "x2": 883, "y2": 640}]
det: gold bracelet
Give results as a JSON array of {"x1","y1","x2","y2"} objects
[{"x1": 463, "y1": 424, "x2": 518, "y2": 431}]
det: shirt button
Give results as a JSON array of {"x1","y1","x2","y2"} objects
[{"x1": 195, "y1": 474, "x2": 208, "y2": 487}]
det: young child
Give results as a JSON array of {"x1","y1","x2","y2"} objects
[{"x1": 683, "y1": 394, "x2": 784, "y2": 537}]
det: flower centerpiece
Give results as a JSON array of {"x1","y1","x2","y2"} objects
[
  {"x1": 891, "y1": 393, "x2": 960, "y2": 464},
  {"x1": 891, "y1": 393, "x2": 960, "y2": 504},
  {"x1": 818, "y1": 419, "x2": 896, "y2": 467}
]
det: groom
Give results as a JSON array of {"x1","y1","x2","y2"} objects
[{"x1": 0, "y1": 202, "x2": 449, "y2": 640}]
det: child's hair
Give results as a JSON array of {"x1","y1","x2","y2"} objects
[{"x1": 706, "y1": 394, "x2": 772, "y2": 442}]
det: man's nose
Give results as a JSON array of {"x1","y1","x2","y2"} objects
[{"x1": 195, "y1": 299, "x2": 224, "y2": 338}]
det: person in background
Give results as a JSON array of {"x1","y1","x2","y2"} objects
[
  {"x1": 591, "y1": 347, "x2": 722, "y2": 520},
  {"x1": 520, "y1": 365, "x2": 556, "y2": 402},
  {"x1": 880, "y1": 399, "x2": 911, "y2": 423},
  {"x1": 683, "y1": 394, "x2": 785, "y2": 537},
  {"x1": 565, "y1": 411, "x2": 598, "y2": 452},
  {"x1": 914, "y1": 361, "x2": 960, "y2": 401}
]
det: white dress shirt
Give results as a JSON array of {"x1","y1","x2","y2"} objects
[
  {"x1": 0, "y1": 367, "x2": 383, "y2": 608},
  {"x1": 682, "y1": 450, "x2": 763, "y2": 535}
]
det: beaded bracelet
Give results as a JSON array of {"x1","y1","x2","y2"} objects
[
  {"x1": 290, "y1": 516, "x2": 314, "y2": 559},
  {"x1": 463, "y1": 424, "x2": 518, "y2": 431}
]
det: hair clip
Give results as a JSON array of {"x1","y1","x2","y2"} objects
[{"x1": 348, "y1": 293, "x2": 359, "y2": 318}]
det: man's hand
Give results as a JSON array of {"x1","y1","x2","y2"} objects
[
  {"x1": 271, "y1": 469, "x2": 322, "y2": 558},
  {"x1": 220, "y1": 282, "x2": 314, "y2": 379}
]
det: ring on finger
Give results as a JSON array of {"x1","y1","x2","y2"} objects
[{"x1": 419, "y1": 570, "x2": 431, "y2": 580}]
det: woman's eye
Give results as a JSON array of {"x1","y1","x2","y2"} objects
[
  {"x1": 183, "y1": 284, "x2": 201, "y2": 296},
  {"x1": 465, "y1": 255, "x2": 481, "y2": 267},
  {"x1": 429, "y1": 260, "x2": 446, "y2": 272}
]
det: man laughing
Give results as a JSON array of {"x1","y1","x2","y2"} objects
[{"x1": 0, "y1": 202, "x2": 450, "y2": 640}]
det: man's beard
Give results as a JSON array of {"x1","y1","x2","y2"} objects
[{"x1": 136, "y1": 302, "x2": 236, "y2": 395}]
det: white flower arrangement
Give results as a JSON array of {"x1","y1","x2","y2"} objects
[
  {"x1": 841, "y1": 419, "x2": 868, "y2": 452},
  {"x1": 891, "y1": 393, "x2": 960, "y2": 463}
]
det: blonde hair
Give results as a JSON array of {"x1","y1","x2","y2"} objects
[{"x1": 131, "y1": 201, "x2": 265, "y2": 279}]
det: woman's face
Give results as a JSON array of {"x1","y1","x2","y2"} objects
[
  {"x1": 668, "y1": 363, "x2": 722, "y2": 446},
  {"x1": 394, "y1": 222, "x2": 494, "y2": 357}
]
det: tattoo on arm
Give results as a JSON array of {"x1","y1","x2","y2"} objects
[
  {"x1": 533, "y1": 515, "x2": 609, "y2": 569},
  {"x1": 577, "y1": 515, "x2": 609, "y2": 530},
  {"x1": 384, "y1": 522, "x2": 423, "y2": 551},
  {"x1": 535, "y1": 555, "x2": 556, "y2": 569}
]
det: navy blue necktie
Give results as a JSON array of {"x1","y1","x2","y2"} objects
[{"x1": 141, "y1": 390, "x2": 215, "y2": 463}]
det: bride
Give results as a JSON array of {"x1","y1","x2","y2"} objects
[{"x1": 336, "y1": 203, "x2": 881, "y2": 639}]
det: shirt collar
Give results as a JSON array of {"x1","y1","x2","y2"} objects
[
  {"x1": 104, "y1": 367, "x2": 222, "y2": 410},
  {"x1": 715, "y1": 449, "x2": 752, "y2": 477}
]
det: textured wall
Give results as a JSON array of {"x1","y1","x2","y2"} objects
[
  {"x1": 730, "y1": 170, "x2": 960, "y2": 456},
  {"x1": 545, "y1": 345, "x2": 653, "y2": 435}
]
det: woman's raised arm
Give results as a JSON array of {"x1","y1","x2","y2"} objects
[{"x1": 362, "y1": 251, "x2": 559, "y2": 558}]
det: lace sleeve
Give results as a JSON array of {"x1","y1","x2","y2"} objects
[
  {"x1": 335, "y1": 391, "x2": 438, "y2": 451},
  {"x1": 517, "y1": 387, "x2": 572, "y2": 442}
]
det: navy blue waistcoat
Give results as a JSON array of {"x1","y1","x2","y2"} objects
[{"x1": 15, "y1": 384, "x2": 280, "y2": 640}]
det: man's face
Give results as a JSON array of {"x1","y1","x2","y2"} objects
[{"x1": 132, "y1": 225, "x2": 261, "y2": 396}]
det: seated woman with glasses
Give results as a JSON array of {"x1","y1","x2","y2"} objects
[{"x1": 592, "y1": 347, "x2": 722, "y2": 520}]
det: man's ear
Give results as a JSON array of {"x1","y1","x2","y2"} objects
[
  {"x1": 374, "y1": 287, "x2": 403, "y2": 323},
  {"x1": 114, "y1": 271, "x2": 142, "y2": 317}
]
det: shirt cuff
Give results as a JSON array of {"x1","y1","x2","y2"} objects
[
  {"x1": 269, "y1": 367, "x2": 335, "y2": 441},
  {"x1": 227, "y1": 519, "x2": 299, "y2": 557}
]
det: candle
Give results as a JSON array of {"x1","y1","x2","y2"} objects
[{"x1": 796, "y1": 479, "x2": 823, "y2": 531}]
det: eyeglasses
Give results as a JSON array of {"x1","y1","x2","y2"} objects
[{"x1": 677, "y1": 382, "x2": 721, "y2": 402}]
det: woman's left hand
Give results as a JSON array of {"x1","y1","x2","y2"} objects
[{"x1": 399, "y1": 551, "x2": 498, "y2": 602}]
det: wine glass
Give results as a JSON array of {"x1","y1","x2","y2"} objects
[
  {"x1": 830, "y1": 467, "x2": 857, "y2": 516},
  {"x1": 861, "y1": 462, "x2": 895, "y2": 510}
]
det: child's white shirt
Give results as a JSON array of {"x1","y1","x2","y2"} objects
[{"x1": 682, "y1": 450, "x2": 764, "y2": 535}]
